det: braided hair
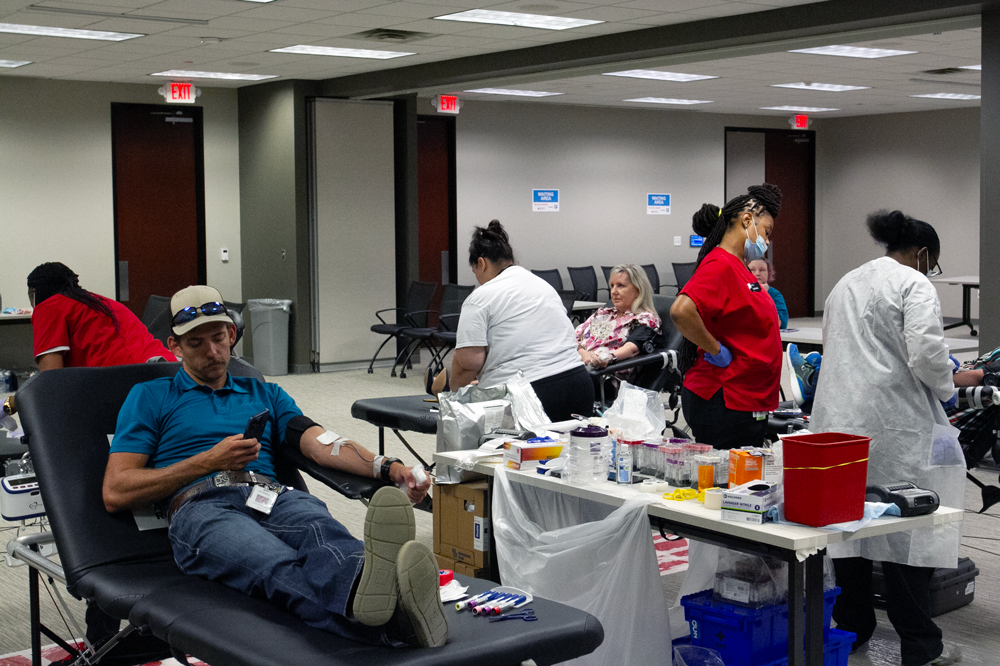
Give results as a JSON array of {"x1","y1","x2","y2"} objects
[
  {"x1": 679, "y1": 183, "x2": 782, "y2": 374},
  {"x1": 27, "y1": 262, "x2": 120, "y2": 334}
]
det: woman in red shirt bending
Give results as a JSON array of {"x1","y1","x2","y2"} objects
[{"x1": 670, "y1": 184, "x2": 783, "y2": 450}]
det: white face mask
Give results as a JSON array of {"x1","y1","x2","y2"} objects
[{"x1": 917, "y1": 248, "x2": 942, "y2": 277}]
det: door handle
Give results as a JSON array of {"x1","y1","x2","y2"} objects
[{"x1": 118, "y1": 261, "x2": 129, "y2": 301}]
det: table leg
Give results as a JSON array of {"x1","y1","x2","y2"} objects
[
  {"x1": 378, "y1": 427, "x2": 385, "y2": 456},
  {"x1": 805, "y1": 551, "x2": 826, "y2": 666},
  {"x1": 787, "y1": 557, "x2": 804, "y2": 666}
]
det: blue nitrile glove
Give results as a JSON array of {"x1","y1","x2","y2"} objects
[
  {"x1": 942, "y1": 393, "x2": 957, "y2": 410},
  {"x1": 704, "y1": 344, "x2": 733, "y2": 368},
  {"x1": 949, "y1": 355, "x2": 960, "y2": 374}
]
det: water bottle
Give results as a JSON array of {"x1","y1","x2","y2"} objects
[{"x1": 616, "y1": 439, "x2": 634, "y2": 485}]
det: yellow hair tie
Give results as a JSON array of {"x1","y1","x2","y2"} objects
[{"x1": 717, "y1": 208, "x2": 722, "y2": 217}]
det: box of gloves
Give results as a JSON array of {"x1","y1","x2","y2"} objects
[{"x1": 721, "y1": 481, "x2": 781, "y2": 525}]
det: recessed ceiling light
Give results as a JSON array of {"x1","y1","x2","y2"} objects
[
  {"x1": 152, "y1": 70, "x2": 278, "y2": 81},
  {"x1": 0, "y1": 59, "x2": 31, "y2": 68},
  {"x1": 959, "y1": 64, "x2": 982, "y2": 71},
  {"x1": 270, "y1": 45, "x2": 414, "y2": 59},
  {"x1": 788, "y1": 45, "x2": 916, "y2": 59},
  {"x1": 760, "y1": 105, "x2": 839, "y2": 112},
  {"x1": 910, "y1": 93, "x2": 981, "y2": 100},
  {"x1": 603, "y1": 70, "x2": 717, "y2": 82},
  {"x1": 434, "y1": 9, "x2": 602, "y2": 31},
  {"x1": 464, "y1": 88, "x2": 563, "y2": 97},
  {"x1": 0, "y1": 22, "x2": 143, "y2": 41},
  {"x1": 624, "y1": 97, "x2": 714, "y2": 105},
  {"x1": 771, "y1": 82, "x2": 870, "y2": 92},
  {"x1": 241, "y1": 0, "x2": 277, "y2": 2}
]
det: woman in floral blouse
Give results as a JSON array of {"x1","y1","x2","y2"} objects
[{"x1": 576, "y1": 263, "x2": 661, "y2": 382}]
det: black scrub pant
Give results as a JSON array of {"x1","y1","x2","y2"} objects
[
  {"x1": 531, "y1": 365, "x2": 594, "y2": 422},
  {"x1": 832, "y1": 557, "x2": 943, "y2": 666},
  {"x1": 681, "y1": 387, "x2": 767, "y2": 450}
]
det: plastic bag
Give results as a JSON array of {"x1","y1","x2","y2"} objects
[
  {"x1": 247, "y1": 298, "x2": 292, "y2": 313},
  {"x1": 600, "y1": 380, "x2": 665, "y2": 440},
  {"x1": 714, "y1": 550, "x2": 788, "y2": 608},
  {"x1": 674, "y1": 645, "x2": 726, "y2": 666},
  {"x1": 436, "y1": 394, "x2": 514, "y2": 454},
  {"x1": 492, "y1": 467, "x2": 671, "y2": 665}
]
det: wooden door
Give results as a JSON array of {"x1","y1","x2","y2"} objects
[
  {"x1": 112, "y1": 103, "x2": 205, "y2": 316},
  {"x1": 417, "y1": 115, "x2": 457, "y2": 286}
]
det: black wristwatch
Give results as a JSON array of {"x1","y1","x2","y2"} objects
[{"x1": 380, "y1": 457, "x2": 403, "y2": 483}]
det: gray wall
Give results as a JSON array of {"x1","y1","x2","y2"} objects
[
  {"x1": 814, "y1": 107, "x2": 980, "y2": 318},
  {"x1": 0, "y1": 77, "x2": 242, "y2": 309}
]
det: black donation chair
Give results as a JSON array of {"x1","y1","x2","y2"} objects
[
  {"x1": 396, "y1": 284, "x2": 475, "y2": 378},
  {"x1": 530, "y1": 269, "x2": 563, "y2": 292},
  {"x1": 641, "y1": 264, "x2": 661, "y2": 295},
  {"x1": 9, "y1": 363, "x2": 604, "y2": 666},
  {"x1": 367, "y1": 280, "x2": 438, "y2": 376},
  {"x1": 672, "y1": 262, "x2": 697, "y2": 291}
]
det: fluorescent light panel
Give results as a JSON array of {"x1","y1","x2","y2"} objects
[
  {"x1": 960, "y1": 64, "x2": 982, "y2": 71},
  {"x1": 465, "y1": 88, "x2": 563, "y2": 97},
  {"x1": 789, "y1": 45, "x2": 916, "y2": 59},
  {"x1": 624, "y1": 97, "x2": 713, "y2": 105},
  {"x1": 0, "y1": 59, "x2": 31, "y2": 68},
  {"x1": 434, "y1": 9, "x2": 601, "y2": 30},
  {"x1": 771, "y1": 82, "x2": 870, "y2": 92},
  {"x1": 270, "y1": 45, "x2": 414, "y2": 59},
  {"x1": 911, "y1": 93, "x2": 981, "y2": 100},
  {"x1": 603, "y1": 69, "x2": 717, "y2": 82},
  {"x1": 0, "y1": 22, "x2": 142, "y2": 41},
  {"x1": 152, "y1": 70, "x2": 278, "y2": 81},
  {"x1": 760, "y1": 105, "x2": 838, "y2": 112}
]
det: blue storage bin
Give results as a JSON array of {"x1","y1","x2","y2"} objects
[
  {"x1": 756, "y1": 627, "x2": 856, "y2": 666},
  {"x1": 681, "y1": 587, "x2": 841, "y2": 666}
]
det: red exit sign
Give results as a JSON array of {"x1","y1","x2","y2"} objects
[
  {"x1": 166, "y1": 82, "x2": 194, "y2": 104},
  {"x1": 794, "y1": 114, "x2": 809, "y2": 129},
  {"x1": 436, "y1": 94, "x2": 460, "y2": 115}
]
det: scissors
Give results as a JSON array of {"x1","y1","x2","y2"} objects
[{"x1": 488, "y1": 609, "x2": 537, "y2": 623}]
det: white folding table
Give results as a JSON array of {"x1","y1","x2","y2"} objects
[
  {"x1": 780, "y1": 327, "x2": 978, "y2": 354},
  {"x1": 931, "y1": 275, "x2": 979, "y2": 337}
]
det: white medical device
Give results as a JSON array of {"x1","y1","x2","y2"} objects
[{"x1": 1, "y1": 473, "x2": 46, "y2": 521}]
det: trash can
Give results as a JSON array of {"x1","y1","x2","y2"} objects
[{"x1": 247, "y1": 299, "x2": 292, "y2": 376}]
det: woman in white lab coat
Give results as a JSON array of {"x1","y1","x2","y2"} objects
[{"x1": 810, "y1": 210, "x2": 964, "y2": 666}]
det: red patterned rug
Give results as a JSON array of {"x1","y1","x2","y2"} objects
[{"x1": 0, "y1": 643, "x2": 207, "y2": 666}]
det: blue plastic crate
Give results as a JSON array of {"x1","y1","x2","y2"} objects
[
  {"x1": 681, "y1": 587, "x2": 841, "y2": 666},
  {"x1": 757, "y1": 628, "x2": 856, "y2": 666}
]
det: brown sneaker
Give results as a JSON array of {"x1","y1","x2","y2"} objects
[{"x1": 352, "y1": 487, "x2": 415, "y2": 626}]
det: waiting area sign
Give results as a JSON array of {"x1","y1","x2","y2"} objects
[
  {"x1": 647, "y1": 193, "x2": 671, "y2": 215},
  {"x1": 533, "y1": 189, "x2": 559, "y2": 212}
]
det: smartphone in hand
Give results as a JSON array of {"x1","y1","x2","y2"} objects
[{"x1": 243, "y1": 410, "x2": 270, "y2": 441}]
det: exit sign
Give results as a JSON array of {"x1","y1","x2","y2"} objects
[
  {"x1": 436, "y1": 94, "x2": 460, "y2": 115},
  {"x1": 794, "y1": 114, "x2": 809, "y2": 129},
  {"x1": 158, "y1": 82, "x2": 198, "y2": 104}
]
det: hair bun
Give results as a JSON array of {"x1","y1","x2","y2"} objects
[
  {"x1": 692, "y1": 203, "x2": 721, "y2": 237},
  {"x1": 485, "y1": 219, "x2": 508, "y2": 243},
  {"x1": 866, "y1": 209, "x2": 908, "y2": 247}
]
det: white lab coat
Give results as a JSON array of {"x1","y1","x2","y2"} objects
[{"x1": 810, "y1": 257, "x2": 963, "y2": 569}]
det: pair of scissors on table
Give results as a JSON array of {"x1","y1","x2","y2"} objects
[{"x1": 488, "y1": 609, "x2": 537, "y2": 623}]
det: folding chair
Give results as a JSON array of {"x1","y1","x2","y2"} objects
[
  {"x1": 530, "y1": 269, "x2": 563, "y2": 292},
  {"x1": 640, "y1": 264, "x2": 661, "y2": 295},
  {"x1": 367, "y1": 281, "x2": 439, "y2": 376}
]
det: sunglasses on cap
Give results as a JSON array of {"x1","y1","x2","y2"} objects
[{"x1": 172, "y1": 301, "x2": 228, "y2": 328}]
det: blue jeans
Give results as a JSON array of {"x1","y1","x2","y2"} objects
[{"x1": 168, "y1": 486, "x2": 384, "y2": 644}]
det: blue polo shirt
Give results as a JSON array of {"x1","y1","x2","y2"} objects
[{"x1": 110, "y1": 368, "x2": 303, "y2": 479}]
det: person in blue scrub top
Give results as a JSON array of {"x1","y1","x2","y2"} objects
[{"x1": 748, "y1": 259, "x2": 788, "y2": 329}]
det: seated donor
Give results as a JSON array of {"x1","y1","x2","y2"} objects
[
  {"x1": 747, "y1": 259, "x2": 788, "y2": 329},
  {"x1": 102, "y1": 285, "x2": 447, "y2": 649},
  {"x1": 28, "y1": 261, "x2": 176, "y2": 370},
  {"x1": 575, "y1": 263, "x2": 661, "y2": 383}
]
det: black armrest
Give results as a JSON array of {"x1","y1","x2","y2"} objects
[
  {"x1": 276, "y1": 447, "x2": 389, "y2": 502},
  {"x1": 438, "y1": 313, "x2": 461, "y2": 332},
  {"x1": 958, "y1": 386, "x2": 1000, "y2": 410},
  {"x1": 403, "y1": 309, "x2": 439, "y2": 328},
  {"x1": 374, "y1": 307, "x2": 404, "y2": 325},
  {"x1": 587, "y1": 350, "x2": 678, "y2": 379}
]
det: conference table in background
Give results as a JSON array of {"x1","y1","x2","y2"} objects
[
  {"x1": 781, "y1": 326, "x2": 979, "y2": 354},
  {"x1": 572, "y1": 300, "x2": 605, "y2": 311},
  {"x1": 931, "y1": 275, "x2": 979, "y2": 337},
  {"x1": 433, "y1": 450, "x2": 963, "y2": 666}
]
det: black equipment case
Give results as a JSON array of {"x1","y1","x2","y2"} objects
[{"x1": 872, "y1": 558, "x2": 979, "y2": 617}]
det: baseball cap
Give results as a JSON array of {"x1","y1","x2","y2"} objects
[{"x1": 170, "y1": 285, "x2": 234, "y2": 336}]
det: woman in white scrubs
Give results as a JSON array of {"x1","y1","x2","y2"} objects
[{"x1": 810, "y1": 210, "x2": 963, "y2": 666}]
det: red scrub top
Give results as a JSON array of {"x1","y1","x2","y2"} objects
[
  {"x1": 680, "y1": 247, "x2": 782, "y2": 412},
  {"x1": 32, "y1": 294, "x2": 176, "y2": 367}
]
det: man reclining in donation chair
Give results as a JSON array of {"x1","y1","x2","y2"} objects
[{"x1": 102, "y1": 285, "x2": 448, "y2": 649}]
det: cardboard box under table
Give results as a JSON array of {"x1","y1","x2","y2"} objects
[{"x1": 433, "y1": 480, "x2": 491, "y2": 570}]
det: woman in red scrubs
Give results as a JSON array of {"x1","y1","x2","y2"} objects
[{"x1": 669, "y1": 183, "x2": 783, "y2": 449}]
